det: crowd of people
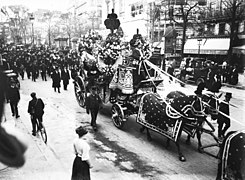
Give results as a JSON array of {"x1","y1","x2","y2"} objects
[
  {"x1": 176, "y1": 57, "x2": 240, "y2": 94},
  {"x1": 0, "y1": 28, "x2": 243, "y2": 179},
  {"x1": 0, "y1": 43, "x2": 82, "y2": 91}
]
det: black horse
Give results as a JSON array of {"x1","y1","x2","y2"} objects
[
  {"x1": 138, "y1": 92, "x2": 205, "y2": 161},
  {"x1": 216, "y1": 130, "x2": 245, "y2": 180},
  {"x1": 166, "y1": 90, "x2": 220, "y2": 152}
]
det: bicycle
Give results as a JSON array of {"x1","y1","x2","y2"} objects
[{"x1": 31, "y1": 115, "x2": 47, "y2": 144}]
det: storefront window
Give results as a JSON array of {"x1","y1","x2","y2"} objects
[{"x1": 131, "y1": 3, "x2": 143, "y2": 18}]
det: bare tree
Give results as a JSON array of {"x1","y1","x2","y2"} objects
[
  {"x1": 41, "y1": 11, "x2": 55, "y2": 47},
  {"x1": 222, "y1": 0, "x2": 245, "y2": 63},
  {"x1": 7, "y1": 5, "x2": 29, "y2": 44},
  {"x1": 170, "y1": 1, "x2": 200, "y2": 58},
  {"x1": 59, "y1": 13, "x2": 74, "y2": 48}
]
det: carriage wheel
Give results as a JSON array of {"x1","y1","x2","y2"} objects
[
  {"x1": 74, "y1": 76, "x2": 86, "y2": 108},
  {"x1": 111, "y1": 103, "x2": 126, "y2": 129}
]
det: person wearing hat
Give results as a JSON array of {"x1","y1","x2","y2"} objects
[
  {"x1": 85, "y1": 86, "x2": 102, "y2": 131},
  {"x1": 51, "y1": 67, "x2": 61, "y2": 93},
  {"x1": 61, "y1": 66, "x2": 70, "y2": 90},
  {"x1": 27, "y1": 92, "x2": 45, "y2": 136},
  {"x1": 194, "y1": 82, "x2": 205, "y2": 96},
  {"x1": 6, "y1": 78, "x2": 20, "y2": 118},
  {"x1": 71, "y1": 126, "x2": 91, "y2": 180},
  {"x1": 217, "y1": 92, "x2": 232, "y2": 138},
  {"x1": 131, "y1": 39, "x2": 143, "y2": 61},
  {"x1": 0, "y1": 70, "x2": 28, "y2": 168}
]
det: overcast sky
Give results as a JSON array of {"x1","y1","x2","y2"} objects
[{"x1": 1, "y1": 0, "x2": 72, "y2": 12}]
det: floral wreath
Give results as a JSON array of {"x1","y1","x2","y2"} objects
[
  {"x1": 78, "y1": 31, "x2": 102, "y2": 55},
  {"x1": 98, "y1": 32, "x2": 122, "y2": 66}
]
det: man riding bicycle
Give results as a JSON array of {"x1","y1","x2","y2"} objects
[{"x1": 27, "y1": 92, "x2": 45, "y2": 136}]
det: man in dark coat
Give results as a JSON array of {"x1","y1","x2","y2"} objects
[
  {"x1": 205, "y1": 68, "x2": 215, "y2": 91},
  {"x1": 230, "y1": 65, "x2": 238, "y2": 85},
  {"x1": 40, "y1": 62, "x2": 47, "y2": 81},
  {"x1": 27, "y1": 92, "x2": 45, "y2": 136},
  {"x1": 85, "y1": 86, "x2": 102, "y2": 131},
  {"x1": 6, "y1": 79, "x2": 20, "y2": 118},
  {"x1": 167, "y1": 63, "x2": 174, "y2": 81},
  {"x1": 217, "y1": 92, "x2": 232, "y2": 138},
  {"x1": 19, "y1": 64, "x2": 25, "y2": 80},
  {"x1": 51, "y1": 67, "x2": 61, "y2": 93},
  {"x1": 130, "y1": 40, "x2": 147, "y2": 86},
  {"x1": 131, "y1": 40, "x2": 143, "y2": 61},
  {"x1": 31, "y1": 63, "x2": 37, "y2": 82},
  {"x1": 61, "y1": 67, "x2": 70, "y2": 90},
  {"x1": 0, "y1": 69, "x2": 27, "y2": 168},
  {"x1": 25, "y1": 63, "x2": 31, "y2": 79}
]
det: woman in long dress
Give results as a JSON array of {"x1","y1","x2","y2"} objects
[{"x1": 71, "y1": 126, "x2": 92, "y2": 180}]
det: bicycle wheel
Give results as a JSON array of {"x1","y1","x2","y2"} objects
[
  {"x1": 40, "y1": 124, "x2": 47, "y2": 144},
  {"x1": 37, "y1": 121, "x2": 47, "y2": 144}
]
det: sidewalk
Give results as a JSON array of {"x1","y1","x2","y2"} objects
[
  {"x1": 222, "y1": 73, "x2": 245, "y2": 90},
  {"x1": 0, "y1": 103, "x2": 70, "y2": 180}
]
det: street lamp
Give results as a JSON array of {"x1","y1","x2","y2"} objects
[
  {"x1": 197, "y1": 38, "x2": 202, "y2": 57},
  {"x1": 29, "y1": 14, "x2": 35, "y2": 45},
  {"x1": 105, "y1": 0, "x2": 110, "y2": 14}
]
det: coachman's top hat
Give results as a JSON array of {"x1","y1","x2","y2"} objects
[
  {"x1": 225, "y1": 92, "x2": 232, "y2": 98},
  {"x1": 194, "y1": 82, "x2": 205, "y2": 95}
]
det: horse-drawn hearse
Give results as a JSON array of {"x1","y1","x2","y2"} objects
[
  {"x1": 73, "y1": 10, "x2": 244, "y2": 179},
  {"x1": 73, "y1": 28, "x2": 223, "y2": 161}
]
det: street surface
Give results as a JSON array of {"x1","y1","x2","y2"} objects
[{"x1": 0, "y1": 76, "x2": 244, "y2": 180}]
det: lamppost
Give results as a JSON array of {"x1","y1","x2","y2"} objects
[
  {"x1": 29, "y1": 13, "x2": 35, "y2": 45},
  {"x1": 197, "y1": 38, "x2": 202, "y2": 57},
  {"x1": 105, "y1": 0, "x2": 110, "y2": 14}
]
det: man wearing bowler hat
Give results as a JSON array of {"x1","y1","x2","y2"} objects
[
  {"x1": 85, "y1": 86, "x2": 102, "y2": 131},
  {"x1": 217, "y1": 92, "x2": 232, "y2": 138}
]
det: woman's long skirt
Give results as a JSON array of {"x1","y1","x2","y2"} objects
[{"x1": 71, "y1": 156, "x2": 90, "y2": 180}]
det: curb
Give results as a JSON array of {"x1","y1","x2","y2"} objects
[{"x1": 222, "y1": 83, "x2": 245, "y2": 90}]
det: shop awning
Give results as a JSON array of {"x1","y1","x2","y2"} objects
[
  {"x1": 233, "y1": 45, "x2": 245, "y2": 55},
  {"x1": 184, "y1": 38, "x2": 230, "y2": 55}
]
